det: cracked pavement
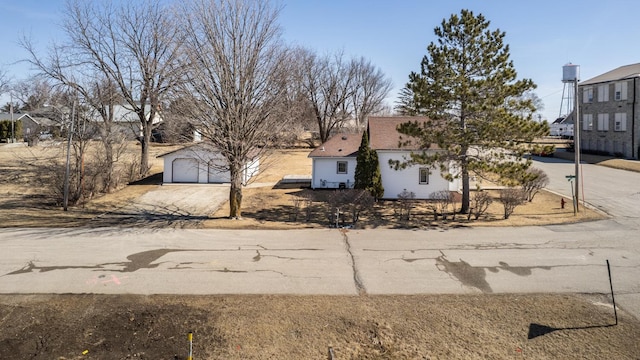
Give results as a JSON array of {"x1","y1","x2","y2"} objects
[
  {"x1": 0, "y1": 158, "x2": 639, "y2": 319},
  {"x1": 0, "y1": 222, "x2": 639, "y2": 319}
]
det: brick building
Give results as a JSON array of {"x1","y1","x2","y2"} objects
[{"x1": 580, "y1": 63, "x2": 640, "y2": 159}]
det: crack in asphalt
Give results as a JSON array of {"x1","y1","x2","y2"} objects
[
  {"x1": 340, "y1": 229, "x2": 366, "y2": 295},
  {"x1": 252, "y1": 250, "x2": 307, "y2": 262},
  {"x1": 4, "y1": 246, "x2": 325, "y2": 276}
]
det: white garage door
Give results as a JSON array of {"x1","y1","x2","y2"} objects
[
  {"x1": 208, "y1": 162, "x2": 230, "y2": 183},
  {"x1": 172, "y1": 158, "x2": 199, "y2": 183}
]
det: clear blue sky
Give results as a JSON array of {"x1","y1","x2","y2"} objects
[{"x1": 3, "y1": 0, "x2": 640, "y2": 123}]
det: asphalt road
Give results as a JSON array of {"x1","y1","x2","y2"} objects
[
  {"x1": 0, "y1": 156, "x2": 639, "y2": 319},
  {"x1": 532, "y1": 155, "x2": 640, "y2": 227}
]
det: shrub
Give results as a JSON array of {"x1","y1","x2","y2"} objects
[
  {"x1": 395, "y1": 189, "x2": 416, "y2": 222},
  {"x1": 429, "y1": 190, "x2": 453, "y2": 220},
  {"x1": 470, "y1": 190, "x2": 492, "y2": 220},
  {"x1": 327, "y1": 189, "x2": 374, "y2": 227},
  {"x1": 498, "y1": 187, "x2": 526, "y2": 219},
  {"x1": 520, "y1": 167, "x2": 549, "y2": 202}
]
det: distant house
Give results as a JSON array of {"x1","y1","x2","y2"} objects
[
  {"x1": 158, "y1": 143, "x2": 259, "y2": 184},
  {"x1": 104, "y1": 104, "x2": 163, "y2": 140},
  {"x1": 308, "y1": 116, "x2": 459, "y2": 199},
  {"x1": 550, "y1": 115, "x2": 574, "y2": 138},
  {"x1": 0, "y1": 113, "x2": 58, "y2": 141},
  {"x1": 579, "y1": 63, "x2": 640, "y2": 159}
]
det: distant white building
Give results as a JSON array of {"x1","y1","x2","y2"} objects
[{"x1": 549, "y1": 114, "x2": 574, "y2": 138}]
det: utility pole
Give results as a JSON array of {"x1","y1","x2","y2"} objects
[
  {"x1": 10, "y1": 93, "x2": 14, "y2": 143},
  {"x1": 573, "y1": 75, "x2": 580, "y2": 213}
]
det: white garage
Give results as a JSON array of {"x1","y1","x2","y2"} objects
[{"x1": 159, "y1": 144, "x2": 259, "y2": 184}]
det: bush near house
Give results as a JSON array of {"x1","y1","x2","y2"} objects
[{"x1": 0, "y1": 120, "x2": 22, "y2": 141}]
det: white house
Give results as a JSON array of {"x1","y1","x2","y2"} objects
[
  {"x1": 158, "y1": 144, "x2": 259, "y2": 184},
  {"x1": 549, "y1": 114, "x2": 574, "y2": 138},
  {"x1": 92, "y1": 103, "x2": 164, "y2": 140},
  {"x1": 308, "y1": 116, "x2": 459, "y2": 199},
  {"x1": 308, "y1": 133, "x2": 360, "y2": 189}
]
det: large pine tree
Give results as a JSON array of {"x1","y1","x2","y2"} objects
[{"x1": 395, "y1": 9, "x2": 548, "y2": 213}]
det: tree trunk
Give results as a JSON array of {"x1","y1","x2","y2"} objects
[
  {"x1": 139, "y1": 122, "x2": 152, "y2": 178},
  {"x1": 103, "y1": 142, "x2": 114, "y2": 192},
  {"x1": 460, "y1": 158, "x2": 470, "y2": 214},
  {"x1": 229, "y1": 165, "x2": 243, "y2": 219},
  {"x1": 316, "y1": 112, "x2": 330, "y2": 144}
]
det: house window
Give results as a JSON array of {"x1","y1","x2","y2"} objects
[
  {"x1": 583, "y1": 114, "x2": 593, "y2": 131},
  {"x1": 597, "y1": 113, "x2": 609, "y2": 131},
  {"x1": 614, "y1": 113, "x2": 627, "y2": 131},
  {"x1": 597, "y1": 84, "x2": 609, "y2": 102},
  {"x1": 419, "y1": 168, "x2": 429, "y2": 184},
  {"x1": 583, "y1": 87, "x2": 593, "y2": 103},
  {"x1": 615, "y1": 81, "x2": 628, "y2": 101},
  {"x1": 337, "y1": 161, "x2": 348, "y2": 174}
]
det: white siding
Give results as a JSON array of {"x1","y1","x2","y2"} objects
[
  {"x1": 172, "y1": 158, "x2": 199, "y2": 183},
  {"x1": 243, "y1": 158, "x2": 260, "y2": 184},
  {"x1": 377, "y1": 151, "x2": 453, "y2": 199},
  {"x1": 311, "y1": 157, "x2": 356, "y2": 189},
  {"x1": 162, "y1": 147, "x2": 258, "y2": 184}
]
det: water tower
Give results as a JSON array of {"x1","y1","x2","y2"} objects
[
  {"x1": 559, "y1": 63, "x2": 580, "y2": 118},
  {"x1": 561, "y1": 63, "x2": 580, "y2": 214}
]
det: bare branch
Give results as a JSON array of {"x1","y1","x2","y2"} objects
[{"x1": 180, "y1": 0, "x2": 290, "y2": 218}]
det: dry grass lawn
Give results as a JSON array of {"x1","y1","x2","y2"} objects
[
  {"x1": 0, "y1": 142, "x2": 609, "y2": 229},
  {"x1": 2, "y1": 142, "x2": 639, "y2": 359}
]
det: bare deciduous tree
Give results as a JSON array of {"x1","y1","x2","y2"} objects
[
  {"x1": 351, "y1": 57, "x2": 393, "y2": 128},
  {"x1": 180, "y1": 0, "x2": 291, "y2": 219},
  {"x1": 298, "y1": 50, "x2": 355, "y2": 143},
  {"x1": 298, "y1": 49, "x2": 392, "y2": 143},
  {"x1": 23, "y1": 32, "x2": 130, "y2": 192},
  {"x1": 53, "y1": 0, "x2": 184, "y2": 177},
  {"x1": 10, "y1": 78, "x2": 57, "y2": 111},
  {"x1": 0, "y1": 68, "x2": 10, "y2": 94}
]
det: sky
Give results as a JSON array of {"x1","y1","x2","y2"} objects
[{"x1": 2, "y1": 0, "x2": 640, "y2": 123}]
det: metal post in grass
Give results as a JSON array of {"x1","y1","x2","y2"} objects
[{"x1": 606, "y1": 260, "x2": 618, "y2": 325}]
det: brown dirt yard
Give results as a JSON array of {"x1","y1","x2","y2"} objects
[
  {"x1": 2, "y1": 141, "x2": 640, "y2": 359},
  {"x1": 1, "y1": 294, "x2": 639, "y2": 360}
]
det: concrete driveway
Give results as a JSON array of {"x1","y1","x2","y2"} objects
[{"x1": 91, "y1": 184, "x2": 230, "y2": 227}]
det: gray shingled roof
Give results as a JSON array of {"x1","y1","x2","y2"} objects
[{"x1": 580, "y1": 63, "x2": 640, "y2": 86}]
